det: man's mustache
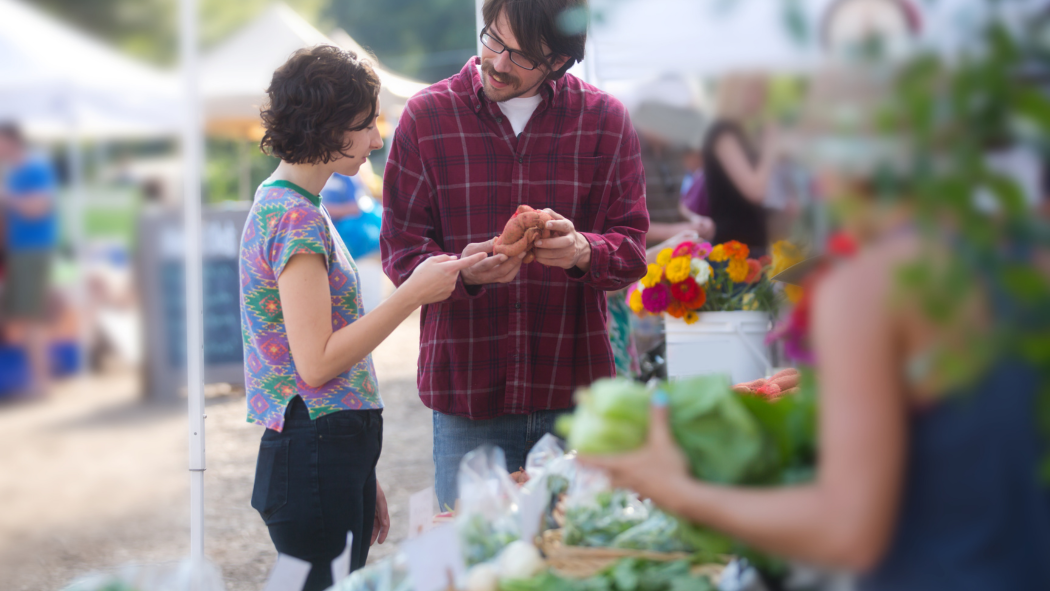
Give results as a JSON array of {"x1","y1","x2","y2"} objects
[{"x1": 483, "y1": 62, "x2": 518, "y2": 87}]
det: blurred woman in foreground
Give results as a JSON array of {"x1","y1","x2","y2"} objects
[{"x1": 584, "y1": 68, "x2": 1050, "y2": 589}]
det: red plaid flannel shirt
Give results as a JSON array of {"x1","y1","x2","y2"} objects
[{"x1": 381, "y1": 58, "x2": 649, "y2": 419}]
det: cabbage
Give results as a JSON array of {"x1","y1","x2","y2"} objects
[{"x1": 558, "y1": 379, "x2": 650, "y2": 455}]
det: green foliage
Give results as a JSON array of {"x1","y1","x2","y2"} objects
[
  {"x1": 499, "y1": 559, "x2": 716, "y2": 591},
  {"x1": 323, "y1": 0, "x2": 477, "y2": 82},
  {"x1": 204, "y1": 139, "x2": 279, "y2": 203},
  {"x1": 37, "y1": 0, "x2": 474, "y2": 82}
]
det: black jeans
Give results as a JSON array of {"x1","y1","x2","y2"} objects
[{"x1": 251, "y1": 396, "x2": 383, "y2": 591}]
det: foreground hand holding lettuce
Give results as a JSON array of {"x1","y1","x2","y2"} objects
[{"x1": 558, "y1": 374, "x2": 817, "y2": 567}]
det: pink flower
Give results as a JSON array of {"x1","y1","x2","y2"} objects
[
  {"x1": 693, "y1": 241, "x2": 713, "y2": 258},
  {"x1": 641, "y1": 283, "x2": 671, "y2": 314},
  {"x1": 672, "y1": 241, "x2": 697, "y2": 258}
]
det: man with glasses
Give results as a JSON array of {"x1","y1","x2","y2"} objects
[{"x1": 381, "y1": 0, "x2": 649, "y2": 508}]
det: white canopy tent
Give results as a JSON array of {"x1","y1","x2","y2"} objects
[
  {"x1": 581, "y1": 0, "x2": 1049, "y2": 84},
  {"x1": 201, "y1": 3, "x2": 426, "y2": 139},
  {"x1": 0, "y1": 0, "x2": 180, "y2": 139}
]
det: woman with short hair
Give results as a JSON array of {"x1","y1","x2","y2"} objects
[{"x1": 239, "y1": 45, "x2": 484, "y2": 590}]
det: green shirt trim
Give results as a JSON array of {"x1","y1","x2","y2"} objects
[{"x1": 263, "y1": 179, "x2": 321, "y2": 207}]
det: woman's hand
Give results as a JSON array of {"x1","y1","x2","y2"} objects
[
  {"x1": 372, "y1": 480, "x2": 390, "y2": 546},
  {"x1": 402, "y1": 253, "x2": 487, "y2": 306},
  {"x1": 579, "y1": 394, "x2": 692, "y2": 505}
]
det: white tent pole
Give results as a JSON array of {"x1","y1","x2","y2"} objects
[
  {"x1": 180, "y1": 0, "x2": 206, "y2": 564},
  {"x1": 475, "y1": 0, "x2": 484, "y2": 57},
  {"x1": 66, "y1": 122, "x2": 88, "y2": 374}
]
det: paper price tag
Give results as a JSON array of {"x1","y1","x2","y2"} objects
[
  {"x1": 330, "y1": 531, "x2": 354, "y2": 585},
  {"x1": 408, "y1": 486, "x2": 436, "y2": 539},
  {"x1": 262, "y1": 553, "x2": 311, "y2": 591},
  {"x1": 401, "y1": 524, "x2": 466, "y2": 591},
  {"x1": 518, "y1": 475, "x2": 549, "y2": 544}
]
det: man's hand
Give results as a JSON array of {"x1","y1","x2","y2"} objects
[
  {"x1": 533, "y1": 209, "x2": 591, "y2": 272},
  {"x1": 372, "y1": 480, "x2": 390, "y2": 546},
  {"x1": 460, "y1": 239, "x2": 526, "y2": 286}
]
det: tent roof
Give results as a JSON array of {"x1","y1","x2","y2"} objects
[
  {"x1": 0, "y1": 0, "x2": 179, "y2": 139},
  {"x1": 201, "y1": 3, "x2": 426, "y2": 132}
]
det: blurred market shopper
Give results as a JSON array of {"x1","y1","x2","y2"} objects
[
  {"x1": 239, "y1": 46, "x2": 484, "y2": 591},
  {"x1": 0, "y1": 123, "x2": 58, "y2": 398},
  {"x1": 584, "y1": 60, "x2": 1050, "y2": 589},
  {"x1": 320, "y1": 172, "x2": 383, "y2": 260},
  {"x1": 381, "y1": 0, "x2": 648, "y2": 508},
  {"x1": 703, "y1": 73, "x2": 782, "y2": 257}
]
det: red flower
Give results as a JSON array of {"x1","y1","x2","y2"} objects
[
  {"x1": 827, "y1": 231, "x2": 858, "y2": 257},
  {"x1": 744, "y1": 259, "x2": 763, "y2": 283},
  {"x1": 758, "y1": 255, "x2": 772, "y2": 267},
  {"x1": 670, "y1": 277, "x2": 700, "y2": 302}
]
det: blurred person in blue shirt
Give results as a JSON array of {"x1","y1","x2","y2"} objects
[
  {"x1": 0, "y1": 123, "x2": 58, "y2": 397},
  {"x1": 320, "y1": 172, "x2": 383, "y2": 259}
]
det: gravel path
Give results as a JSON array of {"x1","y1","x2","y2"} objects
[{"x1": 0, "y1": 312, "x2": 431, "y2": 591}]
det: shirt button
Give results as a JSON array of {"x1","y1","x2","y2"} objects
[
  {"x1": 497, "y1": 117, "x2": 503, "y2": 123},
  {"x1": 518, "y1": 156, "x2": 523, "y2": 164},
  {"x1": 514, "y1": 302, "x2": 521, "y2": 310}
]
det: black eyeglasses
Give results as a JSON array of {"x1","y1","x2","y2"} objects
[{"x1": 480, "y1": 27, "x2": 551, "y2": 71}]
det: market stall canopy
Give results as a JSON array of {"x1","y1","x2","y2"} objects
[
  {"x1": 0, "y1": 0, "x2": 180, "y2": 139},
  {"x1": 585, "y1": 0, "x2": 1048, "y2": 82},
  {"x1": 201, "y1": 3, "x2": 426, "y2": 140}
]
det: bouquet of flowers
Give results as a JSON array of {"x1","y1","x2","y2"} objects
[{"x1": 627, "y1": 240, "x2": 803, "y2": 324}]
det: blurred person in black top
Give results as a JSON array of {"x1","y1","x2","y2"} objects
[{"x1": 703, "y1": 73, "x2": 782, "y2": 256}]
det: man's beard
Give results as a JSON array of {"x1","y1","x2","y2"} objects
[{"x1": 481, "y1": 61, "x2": 540, "y2": 102}]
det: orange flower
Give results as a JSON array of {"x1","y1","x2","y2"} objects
[
  {"x1": 786, "y1": 284, "x2": 804, "y2": 304},
  {"x1": 708, "y1": 244, "x2": 728, "y2": 262},
  {"x1": 666, "y1": 300, "x2": 687, "y2": 319},
  {"x1": 685, "y1": 286, "x2": 707, "y2": 309},
  {"x1": 728, "y1": 258, "x2": 750, "y2": 282},
  {"x1": 723, "y1": 240, "x2": 750, "y2": 260}
]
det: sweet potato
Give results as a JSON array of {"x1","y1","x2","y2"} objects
[{"x1": 493, "y1": 205, "x2": 556, "y2": 264}]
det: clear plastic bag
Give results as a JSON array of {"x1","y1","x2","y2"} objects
[
  {"x1": 327, "y1": 553, "x2": 411, "y2": 591},
  {"x1": 61, "y1": 558, "x2": 226, "y2": 591},
  {"x1": 455, "y1": 445, "x2": 522, "y2": 567}
]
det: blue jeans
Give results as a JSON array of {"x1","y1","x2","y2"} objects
[
  {"x1": 432, "y1": 409, "x2": 569, "y2": 510},
  {"x1": 251, "y1": 397, "x2": 383, "y2": 591}
]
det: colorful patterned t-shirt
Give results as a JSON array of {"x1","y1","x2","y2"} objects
[{"x1": 239, "y1": 179, "x2": 382, "y2": 431}]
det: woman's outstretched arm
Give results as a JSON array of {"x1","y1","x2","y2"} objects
[{"x1": 583, "y1": 256, "x2": 908, "y2": 571}]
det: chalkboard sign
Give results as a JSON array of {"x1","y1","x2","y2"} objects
[{"x1": 138, "y1": 204, "x2": 250, "y2": 401}]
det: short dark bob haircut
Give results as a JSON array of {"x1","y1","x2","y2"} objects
[
  {"x1": 482, "y1": 0, "x2": 588, "y2": 80},
  {"x1": 260, "y1": 45, "x2": 380, "y2": 165}
]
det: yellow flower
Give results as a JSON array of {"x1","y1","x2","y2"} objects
[
  {"x1": 785, "y1": 284, "x2": 804, "y2": 304},
  {"x1": 727, "y1": 257, "x2": 750, "y2": 283},
  {"x1": 683, "y1": 310, "x2": 699, "y2": 325},
  {"x1": 741, "y1": 293, "x2": 759, "y2": 311},
  {"x1": 628, "y1": 288, "x2": 645, "y2": 314},
  {"x1": 640, "y1": 264, "x2": 663, "y2": 288},
  {"x1": 708, "y1": 244, "x2": 728, "y2": 262},
  {"x1": 665, "y1": 256, "x2": 692, "y2": 283},
  {"x1": 771, "y1": 240, "x2": 803, "y2": 277},
  {"x1": 656, "y1": 248, "x2": 674, "y2": 267}
]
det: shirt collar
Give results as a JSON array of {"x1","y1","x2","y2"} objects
[{"x1": 464, "y1": 56, "x2": 559, "y2": 113}]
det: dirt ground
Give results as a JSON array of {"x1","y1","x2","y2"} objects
[{"x1": 0, "y1": 312, "x2": 431, "y2": 591}]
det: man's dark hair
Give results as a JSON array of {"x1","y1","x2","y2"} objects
[
  {"x1": 482, "y1": 0, "x2": 588, "y2": 80},
  {"x1": 260, "y1": 45, "x2": 380, "y2": 165},
  {"x1": 0, "y1": 122, "x2": 24, "y2": 145}
]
